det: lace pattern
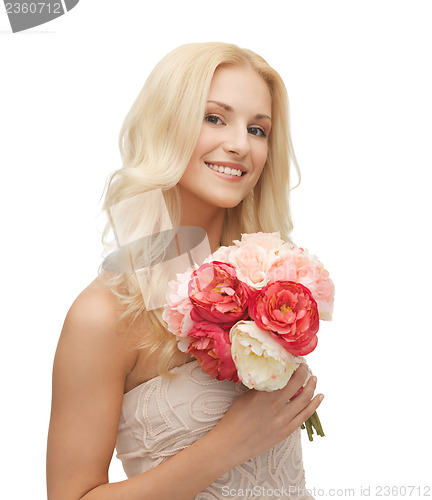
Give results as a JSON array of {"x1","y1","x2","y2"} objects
[{"x1": 115, "y1": 360, "x2": 314, "y2": 499}]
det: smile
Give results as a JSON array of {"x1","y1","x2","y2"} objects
[{"x1": 204, "y1": 162, "x2": 246, "y2": 177}]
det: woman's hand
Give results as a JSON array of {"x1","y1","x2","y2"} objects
[{"x1": 210, "y1": 363, "x2": 323, "y2": 466}]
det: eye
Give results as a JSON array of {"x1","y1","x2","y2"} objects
[
  {"x1": 248, "y1": 127, "x2": 267, "y2": 137},
  {"x1": 205, "y1": 114, "x2": 224, "y2": 125}
]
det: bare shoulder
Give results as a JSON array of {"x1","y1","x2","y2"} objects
[
  {"x1": 56, "y1": 273, "x2": 139, "y2": 384},
  {"x1": 47, "y1": 273, "x2": 139, "y2": 498},
  {"x1": 66, "y1": 274, "x2": 124, "y2": 331}
]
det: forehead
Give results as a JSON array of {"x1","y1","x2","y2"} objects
[{"x1": 207, "y1": 64, "x2": 272, "y2": 113}]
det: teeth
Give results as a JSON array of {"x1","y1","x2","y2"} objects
[{"x1": 205, "y1": 163, "x2": 243, "y2": 177}]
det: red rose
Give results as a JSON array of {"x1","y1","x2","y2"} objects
[
  {"x1": 249, "y1": 281, "x2": 319, "y2": 356},
  {"x1": 186, "y1": 321, "x2": 238, "y2": 382},
  {"x1": 188, "y1": 261, "x2": 251, "y2": 326}
]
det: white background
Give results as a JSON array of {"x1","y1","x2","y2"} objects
[{"x1": 1, "y1": 1, "x2": 431, "y2": 498}]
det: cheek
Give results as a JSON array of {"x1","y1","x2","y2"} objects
[
  {"x1": 192, "y1": 127, "x2": 217, "y2": 158},
  {"x1": 252, "y1": 142, "x2": 269, "y2": 171}
]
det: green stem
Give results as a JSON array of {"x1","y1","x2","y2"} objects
[
  {"x1": 313, "y1": 411, "x2": 325, "y2": 437},
  {"x1": 305, "y1": 419, "x2": 313, "y2": 441},
  {"x1": 303, "y1": 411, "x2": 325, "y2": 441}
]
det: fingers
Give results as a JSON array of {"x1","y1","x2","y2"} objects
[
  {"x1": 259, "y1": 363, "x2": 312, "y2": 411},
  {"x1": 287, "y1": 374, "x2": 324, "y2": 421},
  {"x1": 262, "y1": 372, "x2": 324, "y2": 444},
  {"x1": 290, "y1": 391, "x2": 324, "y2": 432},
  {"x1": 282, "y1": 363, "x2": 309, "y2": 400},
  {"x1": 220, "y1": 366, "x2": 324, "y2": 454},
  {"x1": 236, "y1": 363, "x2": 322, "y2": 427}
]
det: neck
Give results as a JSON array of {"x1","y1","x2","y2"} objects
[{"x1": 178, "y1": 192, "x2": 225, "y2": 255}]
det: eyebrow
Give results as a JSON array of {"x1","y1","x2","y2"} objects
[{"x1": 207, "y1": 100, "x2": 272, "y2": 122}]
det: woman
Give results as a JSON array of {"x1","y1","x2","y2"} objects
[{"x1": 47, "y1": 42, "x2": 323, "y2": 500}]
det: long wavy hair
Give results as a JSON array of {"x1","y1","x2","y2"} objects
[{"x1": 98, "y1": 42, "x2": 301, "y2": 376}]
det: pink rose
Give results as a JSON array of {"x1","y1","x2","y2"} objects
[
  {"x1": 233, "y1": 232, "x2": 285, "y2": 250},
  {"x1": 187, "y1": 322, "x2": 238, "y2": 382},
  {"x1": 204, "y1": 244, "x2": 235, "y2": 264},
  {"x1": 188, "y1": 261, "x2": 252, "y2": 326},
  {"x1": 163, "y1": 270, "x2": 195, "y2": 351},
  {"x1": 162, "y1": 305, "x2": 193, "y2": 344},
  {"x1": 249, "y1": 281, "x2": 319, "y2": 356},
  {"x1": 296, "y1": 261, "x2": 335, "y2": 321},
  {"x1": 267, "y1": 249, "x2": 298, "y2": 283},
  {"x1": 228, "y1": 244, "x2": 277, "y2": 290}
]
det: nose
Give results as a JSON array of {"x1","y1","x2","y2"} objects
[{"x1": 222, "y1": 125, "x2": 250, "y2": 157}]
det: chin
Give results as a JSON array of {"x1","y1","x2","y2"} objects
[{"x1": 211, "y1": 196, "x2": 243, "y2": 209}]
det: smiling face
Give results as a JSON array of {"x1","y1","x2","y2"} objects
[{"x1": 178, "y1": 64, "x2": 272, "y2": 211}]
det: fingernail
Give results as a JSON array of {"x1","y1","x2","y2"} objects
[
  {"x1": 312, "y1": 376, "x2": 317, "y2": 383},
  {"x1": 319, "y1": 394, "x2": 324, "y2": 401}
]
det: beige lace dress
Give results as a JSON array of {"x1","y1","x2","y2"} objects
[{"x1": 115, "y1": 360, "x2": 314, "y2": 499}]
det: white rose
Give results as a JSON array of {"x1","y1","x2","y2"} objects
[{"x1": 230, "y1": 320, "x2": 301, "y2": 392}]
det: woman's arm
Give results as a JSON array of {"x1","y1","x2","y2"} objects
[
  {"x1": 46, "y1": 282, "x2": 138, "y2": 499},
  {"x1": 47, "y1": 282, "x2": 323, "y2": 500}
]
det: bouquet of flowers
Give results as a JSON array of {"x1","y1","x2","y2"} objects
[{"x1": 162, "y1": 232, "x2": 335, "y2": 441}]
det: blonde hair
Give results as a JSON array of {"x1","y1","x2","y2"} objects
[{"x1": 98, "y1": 42, "x2": 301, "y2": 376}]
